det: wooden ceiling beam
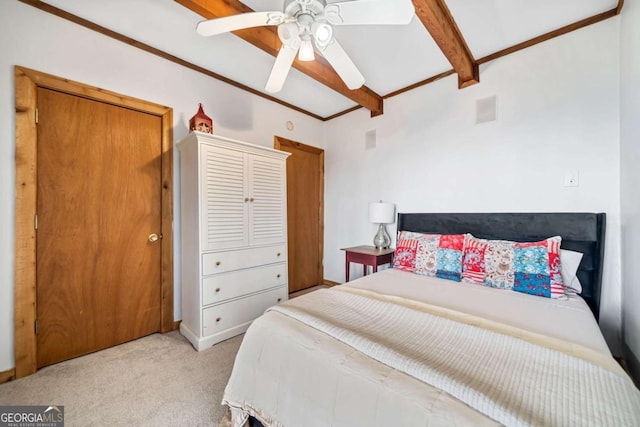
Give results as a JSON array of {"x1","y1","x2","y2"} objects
[
  {"x1": 412, "y1": 0, "x2": 479, "y2": 89},
  {"x1": 175, "y1": 0, "x2": 384, "y2": 116}
]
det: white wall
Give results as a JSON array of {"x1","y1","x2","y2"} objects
[
  {"x1": 324, "y1": 19, "x2": 623, "y2": 353},
  {"x1": 0, "y1": 2, "x2": 324, "y2": 372},
  {"x1": 620, "y1": 0, "x2": 640, "y2": 374}
]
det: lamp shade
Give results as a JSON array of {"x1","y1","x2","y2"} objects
[
  {"x1": 298, "y1": 38, "x2": 315, "y2": 61},
  {"x1": 369, "y1": 202, "x2": 395, "y2": 224}
]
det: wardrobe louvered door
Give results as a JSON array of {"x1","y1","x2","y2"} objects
[
  {"x1": 249, "y1": 155, "x2": 286, "y2": 246},
  {"x1": 200, "y1": 144, "x2": 248, "y2": 251}
]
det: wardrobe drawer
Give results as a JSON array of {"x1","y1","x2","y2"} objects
[
  {"x1": 202, "y1": 286, "x2": 287, "y2": 336},
  {"x1": 202, "y1": 263, "x2": 287, "y2": 306},
  {"x1": 202, "y1": 245, "x2": 286, "y2": 276}
]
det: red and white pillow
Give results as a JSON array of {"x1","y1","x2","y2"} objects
[{"x1": 392, "y1": 231, "x2": 423, "y2": 273}]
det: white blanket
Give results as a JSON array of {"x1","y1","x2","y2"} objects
[
  {"x1": 266, "y1": 287, "x2": 640, "y2": 426},
  {"x1": 221, "y1": 273, "x2": 639, "y2": 427},
  {"x1": 348, "y1": 269, "x2": 610, "y2": 355}
]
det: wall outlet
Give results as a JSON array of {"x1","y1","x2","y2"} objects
[{"x1": 564, "y1": 170, "x2": 579, "y2": 187}]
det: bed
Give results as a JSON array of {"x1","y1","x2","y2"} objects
[{"x1": 220, "y1": 212, "x2": 640, "y2": 427}]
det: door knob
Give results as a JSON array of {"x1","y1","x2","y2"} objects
[{"x1": 148, "y1": 233, "x2": 159, "y2": 243}]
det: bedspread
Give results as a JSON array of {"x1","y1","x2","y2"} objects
[{"x1": 222, "y1": 286, "x2": 640, "y2": 426}]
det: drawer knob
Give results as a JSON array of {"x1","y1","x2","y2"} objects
[
  {"x1": 277, "y1": 274, "x2": 281, "y2": 278},
  {"x1": 244, "y1": 197, "x2": 249, "y2": 202},
  {"x1": 250, "y1": 197, "x2": 255, "y2": 202},
  {"x1": 215, "y1": 261, "x2": 221, "y2": 266},
  {"x1": 277, "y1": 298, "x2": 282, "y2": 303},
  {"x1": 216, "y1": 317, "x2": 221, "y2": 322},
  {"x1": 277, "y1": 252, "x2": 281, "y2": 257},
  {"x1": 215, "y1": 287, "x2": 221, "y2": 293}
]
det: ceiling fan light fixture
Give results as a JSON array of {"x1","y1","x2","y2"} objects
[
  {"x1": 312, "y1": 22, "x2": 333, "y2": 48},
  {"x1": 277, "y1": 22, "x2": 300, "y2": 47},
  {"x1": 197, "y1": 0, "x2": 412, "y2": 94},
  {"x1": 298, "y1": 38, "x2": 315, "y2": 61}
]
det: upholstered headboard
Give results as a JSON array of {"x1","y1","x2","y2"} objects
[{"x1": 396, "y1": 212, "x2": 606, "y2": 320}]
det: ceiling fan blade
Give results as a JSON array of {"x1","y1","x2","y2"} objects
[
  {"x1": 320, "y1": 40, "x2": 365, "y2": 90},
  {"x1": 325, "y1": 0, "x2": 414, "y2": 26},
  {"x1": 197, "y1": 11, "x2": 285, "y2": 36},
  {"x1": 265, "y1": 44, "x2": 299, "y2": 93}
]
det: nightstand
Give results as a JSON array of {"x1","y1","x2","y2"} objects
[{"x1": 341, "y1": 246, "x2": 395, "y2": 282}]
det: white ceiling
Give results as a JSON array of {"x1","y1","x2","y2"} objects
[{"x1": 42, "y1": 0, "x2": 618, "y2": 119}]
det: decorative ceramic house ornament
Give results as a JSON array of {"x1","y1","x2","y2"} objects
[{"x1": 189, "y1": 103, "x2": 213, "y2": 134}]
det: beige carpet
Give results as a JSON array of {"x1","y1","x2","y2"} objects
[{"x1": 0, "y1": 331, "x2": 243, "y2": 426}]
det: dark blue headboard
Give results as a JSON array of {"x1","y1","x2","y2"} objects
[{"x1": 396, "y1": 212, "x2": 606, "y2": 320}]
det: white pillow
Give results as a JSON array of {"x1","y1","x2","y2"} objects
[{"x1": 560, "y1": 249, "x2": 583, "y2": 294}]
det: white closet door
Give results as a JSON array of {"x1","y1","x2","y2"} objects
[
  {"x1": 200, "y1": 144, "x2": 249, "y2": 250},
  {"x1": 248, "y1": 154, "x2": 287, "y2": 246}
]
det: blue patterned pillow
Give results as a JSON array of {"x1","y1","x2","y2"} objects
[{"x1": 462, "y1": 234, "x2": 565, "y2": 298}]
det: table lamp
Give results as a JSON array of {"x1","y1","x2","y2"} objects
[{"x1": 369, "y1": 201, "x2": 395, "y2": 249}]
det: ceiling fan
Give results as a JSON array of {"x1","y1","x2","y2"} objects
[{"x1": 196, "y1": 0, "x2": 415, "y2": 93}]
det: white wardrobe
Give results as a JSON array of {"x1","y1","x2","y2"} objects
[{"x1": 178, "y1": 132, "x2": 290, "y2": 351}]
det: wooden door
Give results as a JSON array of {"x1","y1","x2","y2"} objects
[
  {"x1": 36, "y1": 88, "x2": 162, "y2": 367},
  {"x1": 274, "y1": 137, "x2": 324, "y2": 293}
]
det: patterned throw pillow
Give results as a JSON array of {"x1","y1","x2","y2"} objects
[
  {"x1": 462, "y1": 234, "x2": 565, "y2": 298},
  {"x1": 461, "y1": 235, "x2": 487, "y2": 284},
  {"x1": 415, "y1": 234, "x2": 465, "y2": 281},
  {"x1": 392, "y1": 231, "x2": 423, "y2": 273}
]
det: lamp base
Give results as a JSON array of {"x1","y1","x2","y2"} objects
[{"x1": 373, "y1": 223, "x2": 391, "y2": 250}]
